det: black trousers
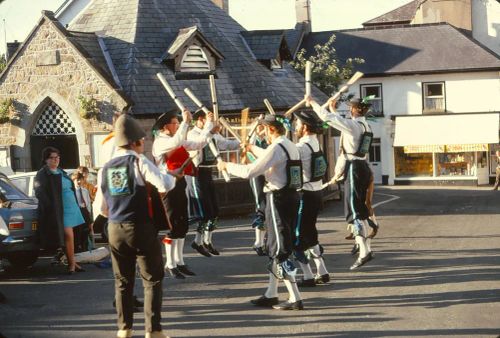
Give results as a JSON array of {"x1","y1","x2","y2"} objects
[
  {"x1": 250, "y1": 175, "x2": 266, "y2": 221},
  {"x1": 186, "y1": 167, "x2": 218, "y2": 223},
  {"x1": 343, "y1": 160, "x2": 371, "y2": 224},
  {"x1": 295, "y1": 190, "x2": 322, "y2": 251},
  {"x1": 163, "y1": 178, "x2": 189, "y2": 239},
  {"x1": 108, "y1": 221, "x2": 164, "y2": 332},
  {"x1": 265, "y1": 188, "x2": 300, "y2": 262}
]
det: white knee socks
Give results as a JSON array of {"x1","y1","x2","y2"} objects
[
  {"x1": 164, "y1": 239, "x2": 176, "y2": 269},
  {"x1": 174, "y1": 238, "x2": 185, "y2": 266},
  {"x1": 194, "y1": 231, "x2": 203, "y2": 245},
  {"x1": 298, "y1": 261, "x2": 314, "y2": 280},
  {"x1": 311, "y1": 245, "x2": 328, "y2": 276},
  {"x1": 264, "y1": 273, "x2": 279, "y2": 298},
  {"x1": 254, "y1": 229, "x2": 265, "y2": 247},
  {"x1": 284, "y1": 279, "x2": 301, "y2": 302},
  {"x1": 204, "y1": 230, "x2": 213, "y2": 245}
]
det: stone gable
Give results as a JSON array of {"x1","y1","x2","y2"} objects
[{"x1": 0, "y1": 16, "x2": 129, "y2": 170}]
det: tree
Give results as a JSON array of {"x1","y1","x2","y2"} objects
[
  {"x1": 291, "y1": 34, "x2": 364, "y2": 98},
  {"x1": 0, "y1": 54, "x2": 6, "y2": 73}
]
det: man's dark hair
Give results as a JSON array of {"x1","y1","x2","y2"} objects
[{"x1": 41, "y1": 146, "x2": 60, "y2": 166}]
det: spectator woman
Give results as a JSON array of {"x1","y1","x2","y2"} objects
[
  {"x1": 77, "y1": 166, "x2": 97, "y2": 202},
  {"x1": 34, "y1": 147, "x2": 85, "y2": 274}
]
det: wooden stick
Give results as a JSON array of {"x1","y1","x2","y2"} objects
[
  {"x1": 183, "y1": 88, "x2": 211, "y2": 114},
  {"x1": 305, "y1": 61, "x2": 312, "y2": 107},
  {"x1": 321, "y1": 71, "x2": 364, "y2": 109},
  {"x1": 208, "y1": 142, "x2": 230, "y2": 182},
  {"x1": 240, "y1": 108, "x2": 249, "y2": 142},
  {"x1": 157, "y1": 73, "x2": 185, "y2": 111},
  {"x1": 219, "y1": 117, "x2": 242, "y2": 143},
  {"x1": 284, "y1": 99, "x2": 306, "y2": 118},
  {"x1": 245, "y1": 115, "x2": 263, "y2": 144},
  {"x1": 209, "y1": 75, "x2": 219, "y2": 121},
  {"x1": 263, "y1": 99, "x2": 276, "y2": 115}
]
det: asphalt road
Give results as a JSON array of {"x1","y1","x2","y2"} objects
[{"x1": 1, "y1": 186, "x2": 499, "y2": 338}]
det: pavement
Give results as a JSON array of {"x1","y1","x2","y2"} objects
[{"x1": 1, "y1": 186, "x2": 500, "y2": 338}]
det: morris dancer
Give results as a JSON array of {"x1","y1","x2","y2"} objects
[
  {"x1": 98, "y1": 114, "x2": 175, "y2": 338},
  {"x1": 217, "y1": 114, "x2": 304, "y2": 310},
  {"x1": 292, "y1": 111, "x2": 330, "y2": 286},
  {"x1": 186, "y1": 109, "x2": 240, "y2": 256},
  {"x1": 248, "y1": 124, "x2": 268, "y2": 256},
  {"x1": 152, "y1": 108, "x2": 214, "y2": 277},
  {"x1": 307, "y1": 96, "x2": 374, "y2": 270}
]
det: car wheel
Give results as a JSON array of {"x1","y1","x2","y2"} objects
[{"x1": 6, "y1": 251, "x2": 39, "y2": 269}]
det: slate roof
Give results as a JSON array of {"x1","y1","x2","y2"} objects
[
  {"x1": 240, "y1": 30, "x2": 288, "y2": 60},
  {"x1": 363, "y1": 0, "x2": 425, "y2": 27},
  {"x1": 164, "y1": 26, "x2": 224, "y2": 61},
  {"x1": 300, "y1": 23, "x2": 500, "y2": 76},
  {"x1": 67, "y1": 0, "x2": 325, "y2": 116},
  {"x1": 284, "y1": 23, "x2": 306, "y2": 58}
]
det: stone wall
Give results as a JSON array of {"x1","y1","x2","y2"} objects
[{"x1": 0, "y1": 17, "x2": 128, "y2": 171}]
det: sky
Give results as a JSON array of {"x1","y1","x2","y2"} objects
[{"x1": 0, "y1": 0, "x2": 414, "y2": 56}]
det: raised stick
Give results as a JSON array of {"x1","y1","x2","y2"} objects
[
  {"x1": 219, "y1": 117, "x2": 242, "y2": 143},
  {"x1": 184, "y1": 88, "x2": 210, "y2": 114},
  {"x1": 157, "y1": 73, "x2": 185, "y2": 111},
  {"x1": 209, "y1": 75, "x2": 219, "y2": 121},
  {"x1": 240, "y1": 108, "x2": 250, "y2": 142},
  {"x1": 208, "y1": 141, "x2": 231, "y2": 182},
  {"x1": 263, "y1": 99, "x2": 276, "y2": 115},
  {"x1": 321, "y1": 71, "x2": 364, "y2": 109},
  {"x1": 284, "y1": 99, "x2": 306, "y2": 118},
  {"x1": 305, "y1": 61, "x2": 312, "y2": 107}
]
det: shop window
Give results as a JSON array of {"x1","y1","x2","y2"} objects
[
  {"x1": 394, "y1": 147, "x2": 433, "y2": 177},
  {"x1": 437, "y1": 152, "x2": 475, "y2": 176},
  {"x1": 422, "y1": 82, "x2": 445, "y2": 113},
  {"x1": 360, "y1": 84, "x2": 383, "y2": 116}
]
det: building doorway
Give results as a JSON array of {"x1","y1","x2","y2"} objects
[{"x1": 30, "y1": 100, "x2": 80, "y2": 170}]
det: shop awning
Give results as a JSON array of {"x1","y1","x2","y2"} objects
[{"x1": 394, "y1": 113, "x2": 499, "y2": 148}]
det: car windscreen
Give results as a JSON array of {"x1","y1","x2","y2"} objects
[{"x1": 0, "y1": 178, "x2": 31, "y2": 201}]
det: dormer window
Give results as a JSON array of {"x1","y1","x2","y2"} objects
[
  {"x1": 270, "y1": 58, "x2": 282, "y2": 69},
  {"x1": 180, "y1": 45, "x2": 211, "y2": 72},
  {"x1": 161, "y1": 26, "x2": 224, "y2": 78}
]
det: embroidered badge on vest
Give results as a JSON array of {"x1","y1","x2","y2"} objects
[{"x1": 107, "y1": 166, "x2": 130, "y2": 196}]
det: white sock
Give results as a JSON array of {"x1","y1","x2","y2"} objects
[
  {"x1": 283, "y1": 279, "x2": 301, "y2": 302},
  {"x1": 264, "y1": 273, "x2": 279, "y2": 298},
  {"x1": 174, "y1": 238, "x2": 185, "y2": 266},
  {"x1": 362, "y1": 220, "x2": 372, "y2": 253},
  {"x1": 298, "y1": 262, "x2": 314, "y2": 280},
  {"x1": 370, "y1": 214, "x2": 378, "y2": 226},
  {"x1": 355, "y1": 236, "x2": 368, "y2": 258},
  {"x1": 310, "y1": 245, "x2": 328, "y2": 276},
  {"x1": 204, "y1": 230, "x2": 213, "y2": 245},
  {"x1": 164, "y1": 241, "x2": 175, "y2": 269},
  {"x1": 254, "y1": 229, "x2": 265, "y2": 247},
  {"x1": 195, "y1": 232, "x2": 203, "y2": 245}
]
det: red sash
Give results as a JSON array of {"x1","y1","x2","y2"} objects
[{"x1": 165, "y1": 146, "x2": 196, "y2": 176}]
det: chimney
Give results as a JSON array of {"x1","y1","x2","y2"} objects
[
  {"x1": 212, "y1": 0, "x2": 229, "y2": 13},
  {"x1": 295, "y1": 0, "x2": 312, "y2": 34},
  {"x1": 6, "y1": 40, "x2": 21, "y2": 62}
]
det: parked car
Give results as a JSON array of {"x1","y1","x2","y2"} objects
[
  {"x1": 0, "y1": 173, "x2": 39, "y2": 268},
  {"x1": 8, "y1": 168, "x2": 97, "y2": 198}
]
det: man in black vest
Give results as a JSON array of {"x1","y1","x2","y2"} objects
[{"x1": 98, "y1": 114, "x2": 176, "y2": 338}]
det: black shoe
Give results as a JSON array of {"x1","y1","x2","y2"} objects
[
  {"x1": 204, "y1": 243, "x2": 220, "y2": 256},
  {"x1": 250, "y1": 295, "x2": 279, "y2": 307},
  {"x1": 297, "y1": 278, "x2": 316, "y2": 287},
  {"x1": 368, "y1": 226, "x2": 379, "y2": 239},
  {"x1": 51, "y1": 250, "x2": 64, "y2": 265},
  {"x1": 191, "y1": 242, "x2": 211, "y2": 257},
  {"x1": 272, "y1": 300, "x2": 304, "y2": 310},
  {"x1": 177, "y1": 265, "x2": 196, "y2": 276},
  {"x1": 133, "y1": 296, "x2": 143, "y2": 308},
  {"x1": 350, "y1": 243, "x2": 359, "y2": 256},
  {"x1": 252, "y1": 246, "x2": 266, "y2": 256},
  {"x1": 166, "y1": 267, "x2": 186, "y2": 279},
  {"x1": 315, "y1": 274, "x2": 330, "y2": 284},
  {"x1": 350, "y1": 253, "x2": 373, "y2": 270}
]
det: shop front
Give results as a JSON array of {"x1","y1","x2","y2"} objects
[{"x1": 393, "y1": 113, "x2": 499, "y2": 185}]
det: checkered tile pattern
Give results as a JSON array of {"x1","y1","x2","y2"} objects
[{"x1": 32, "y1": 102, "x2": 76, "y2": 136}]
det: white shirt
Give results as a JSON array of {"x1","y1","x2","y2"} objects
[
  {"x1": 226, "y1": 136, "x2": 300, "y2": 192},
  {"x1": 75, "y1": 186, "x2": 92, "y2": 214},
  {"x1": 152, "y1": 121, "x2": 212, "y2": 171},
  {"x1": 297, "y1": 134, "x2": 323, "y2": 192},
  {"x1": 312, "y1": 101, "x2": 370, "y2": 161},
  {"x1": 187, "y1": 125, "x2": 240, "y2": 167},
  {"x1": 96, "y1": 149, "x2": 176, "y2": 216}
]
